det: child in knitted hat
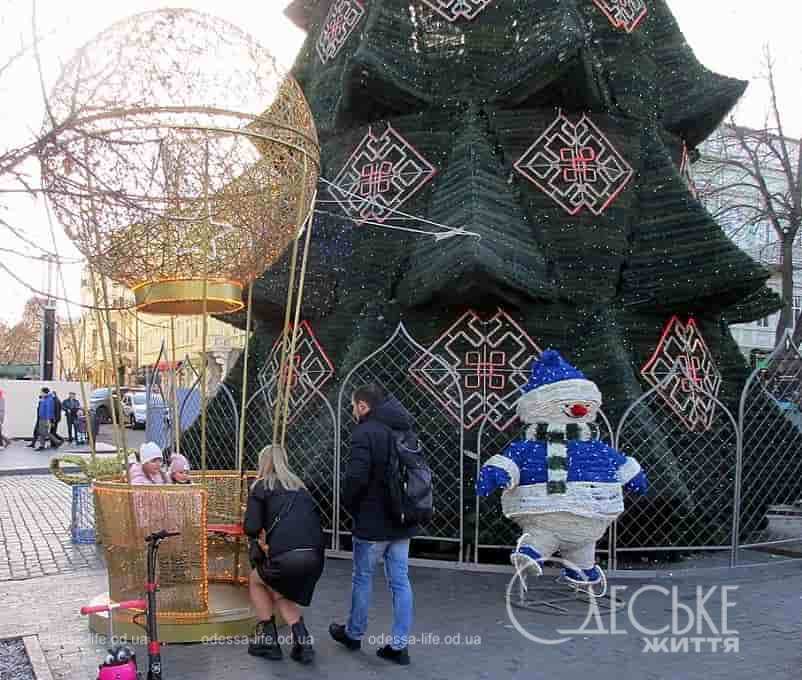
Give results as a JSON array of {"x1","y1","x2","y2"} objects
[
  {"x1": 169, "y1": 453, "x2": 192, "y2": 484},
  {"x1": 129, "y1": 442, "x2": 169, "y2": 485}
]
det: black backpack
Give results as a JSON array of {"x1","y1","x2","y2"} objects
[{"x1": 385, "y1": 429, "x2": 434, "y2": 528}]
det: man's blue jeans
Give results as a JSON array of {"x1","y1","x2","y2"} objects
[{"x1": 345, "y1": 537, "x2": 413, "y2": 650}]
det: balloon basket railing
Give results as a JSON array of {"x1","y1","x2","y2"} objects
[{"x1": 88, "y1": 473, "x2": 262, "y2": 643}]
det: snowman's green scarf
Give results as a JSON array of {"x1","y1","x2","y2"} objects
[{"x1": 525, "y1": 422, "x2": 599, "y2": 494}]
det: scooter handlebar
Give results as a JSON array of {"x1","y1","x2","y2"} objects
[
  {"x1": 145, "y1": 530, "x2": 180, "y2": 543},
  {"x1": 80, "y1": 599, "x2": 146, "y2": 615}
]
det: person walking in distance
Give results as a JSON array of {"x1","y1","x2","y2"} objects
[
  {"x1": 35, "y1": 387, "x2": 57, "y2": 451},
  {"x1": 0, "y1": 389, "x2": 9, "y2": 448},
  {"x1": 50, "y1": 391, "x2": 64, "y2": 447},
  {"x1": 329, "y1": 383, "x2": 418, "y2": 666},
  {"x1": 28, "y1": 393, "x2": 43, "y2": 448},
  {"x1": 63, "y1": 392, "x2": 80, "y2": 443}
]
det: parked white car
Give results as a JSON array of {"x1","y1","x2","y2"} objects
[{"x1": 122, "y1": 391, "x2": 162, "y2": 429}]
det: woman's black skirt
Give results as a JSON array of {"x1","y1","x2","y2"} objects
[{"x1": 257, "y1": 547, "x2": 325, "y2": 606}]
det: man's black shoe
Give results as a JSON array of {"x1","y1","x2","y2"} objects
[
  {"x1": 328, "y1": 623, "x2": 361, "y2": 651},
  {"x1": 377, "y1": 645, "x2": 410, "y2": 666}
]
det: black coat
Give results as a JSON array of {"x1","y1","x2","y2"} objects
[
  {"x1": 243, "y1": 482, "x2": 324, "y2": 558},
  {"x1": 63, "y1": 398, "x2": 80, "y2": 417},
  {"x1": 342, "y1": 396, "x2": 420, "y2": 541},
  {"x1": 53, "y1": 396, "x2": 62, "y2": 424}
]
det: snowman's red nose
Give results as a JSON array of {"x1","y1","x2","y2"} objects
[{"x1": 570, "y1": 404, "x2": 589, "y2": 417}]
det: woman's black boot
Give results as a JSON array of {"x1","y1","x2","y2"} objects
[
  {"x1": 248, "y1": 617, "x2": 283, "y2": 660},
  {"x1": 290, "y1": 617, "x2": 314, "y2": 664}
]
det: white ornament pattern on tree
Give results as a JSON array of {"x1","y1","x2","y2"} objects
[
  {"x1": 328, "y1": 123, "x2": 437, "y2": 225},
  {"x1": 410, "y1": 309, "x2": 542, "y2": 431},
  {"x1": 258, "y1": 321, "x2": 334, "y2": 422},
  {"x1": 592, "y1": 0, "x2": 648, "y2": 33},
  {"x1": 420, "y1": 0, "x2": 494, "y2": 22},
  {"x1": 641, "y1": 316, "x2": 722, "y2": 432},
  {"x1": 679, "y1": 143, "x2": 698, "y2": 199},
  {"x1": 316, "y1": 0, "x2": 365, "y2": 64},
  {"x1": 514, "y1": 112, "x2": 634, "y2": 215}
]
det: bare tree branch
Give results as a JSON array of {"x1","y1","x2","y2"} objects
[{"x1": 696, "y1": 46, "x2": 802, "y2": 344}]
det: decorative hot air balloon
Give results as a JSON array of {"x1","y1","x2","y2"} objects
[{"x1": 40, "y1": 8, "x2": 319, "y2": 315}]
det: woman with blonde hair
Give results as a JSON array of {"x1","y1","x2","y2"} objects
[{"x1": 244, "y1": 444, "x2": 325, "y2": 664}]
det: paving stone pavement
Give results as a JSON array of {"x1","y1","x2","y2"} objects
[
  {"x1": 0, "y1": 557, "x2": 800, "y2": 679},
  {"x1": 0, "y1": 476, "x2": 103, "y2": 581}
]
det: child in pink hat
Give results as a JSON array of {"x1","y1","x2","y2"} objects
[{"x1": 169, "y1": 453, "x2": 192, "y2": 484}]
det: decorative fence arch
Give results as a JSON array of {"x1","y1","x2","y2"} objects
[
  {"x1": 611, "y1": 362, "x2": 740, "y2": 569},
  {"x1": 243, "y1": 376, "x2": 338, "y2": 547},
  {"x1": 145, "y1": 342, "x2": 172, "y2": 451},
  {"x1": 737, "y1": 333, "x2": 802, "y2": 553},
  {"x1": 335, "y1": 323, "x2": 465, "y2": 556},
  {"x1": 177, "y1": 358, "x2": 239, "y2": 470}
]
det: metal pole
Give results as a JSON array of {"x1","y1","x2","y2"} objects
[
  {"x1": 200, "y1": 134, "x2": 210, "y2": 482},
  {"x1": 200, "y1": 282, "x2": 209, "y2": 481},
  {"x1": 170, "y1": 317, "x2": 181, "y2": 458},
  {"x1": 280, "y1": 200, "x2": 315, "y2": 448},
  {"x1": 272, "y1": 155, "x2": 310, "y2": 446},
  {"x1": 237, "y1": 284, "x2": 254, "y2": 473},
  {"x1": 272, "y1": 236, "x2": 301, "y2": 445},
  {"x1": 94, "y1": 269, "x2": 129, "y2": 460}
]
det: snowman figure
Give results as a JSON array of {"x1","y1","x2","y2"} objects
[{"x1": 476, "y1": 349, "x2": 648, "y2": 585}]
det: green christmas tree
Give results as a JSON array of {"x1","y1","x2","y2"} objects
[{"x1": 188, "y1": 0, "x2": 800, "y2": 555}]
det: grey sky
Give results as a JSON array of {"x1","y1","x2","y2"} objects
[{"x1": 0, "y1": 0, "x2": 798, "y2": 324}]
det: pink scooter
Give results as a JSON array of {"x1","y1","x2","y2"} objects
[{"x1": 81, "y1": 530, "x2": 179, "y2": 680}]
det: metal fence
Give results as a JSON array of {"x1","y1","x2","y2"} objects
[
  {"x1": 610, "y1": 367, "x2": 740, "y2": 568},
  {"x1": 737, "y1": 336, "x2": 802, "y2": 553},
  {"x1": 177, "y1": 359, "x2": 239, "y2": 470},
  {"x1": 243, "y1": 377, "x2": 338, "y2": 548},
  {"x1": 144, "y1": 345, "x2": 239, "y2": 469},
  {"x1": 150, "y1": 323, "x2": 802, "y2": 568},
  {"x1": 335, "y1": 324, "x2": 465, "y2": 555}
]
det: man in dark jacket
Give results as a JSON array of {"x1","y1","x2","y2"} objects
[
  {"x1": 62, "y1": 392, "x2": 80, "y2": 443},
  {"x1": 50, "y1": 391, "x2": 64, "y2": 446},
  {"x1": 329, "y1": 383, "x2": 416, "y2": 666}
]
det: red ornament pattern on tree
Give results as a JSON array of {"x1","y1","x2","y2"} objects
[
  {"x1": 641, "y1": 316, "x2": 722, "y2": 432},
  {"x1": 420, "y1": 0, "x2": 494, "y2": 22},
  {"x1": 514, "y1": 112, "x2": 634, "y2": 215},
  {"x1": 316, "y1": 0, "x2": 365, "y2": 64},
  {"x1": 592, "y1": 0, "x2": 648, "y2": 33},
  {"x1": 329, "y1": 124, "x2": 437, "y2": 224},
  {"x1": 259, "y1": 321, "x2": 335, "y2": 421},
  {"x1": 410, "y1": 309, "x2": 542, "y2": 431}
]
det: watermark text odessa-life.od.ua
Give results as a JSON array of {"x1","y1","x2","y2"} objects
[
  {"x1": 200, "y1": 632, "x2": 482, "y2": 647},
  {"x1": 507, "y1": 574, "x2": 739, "y2": 653}
]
